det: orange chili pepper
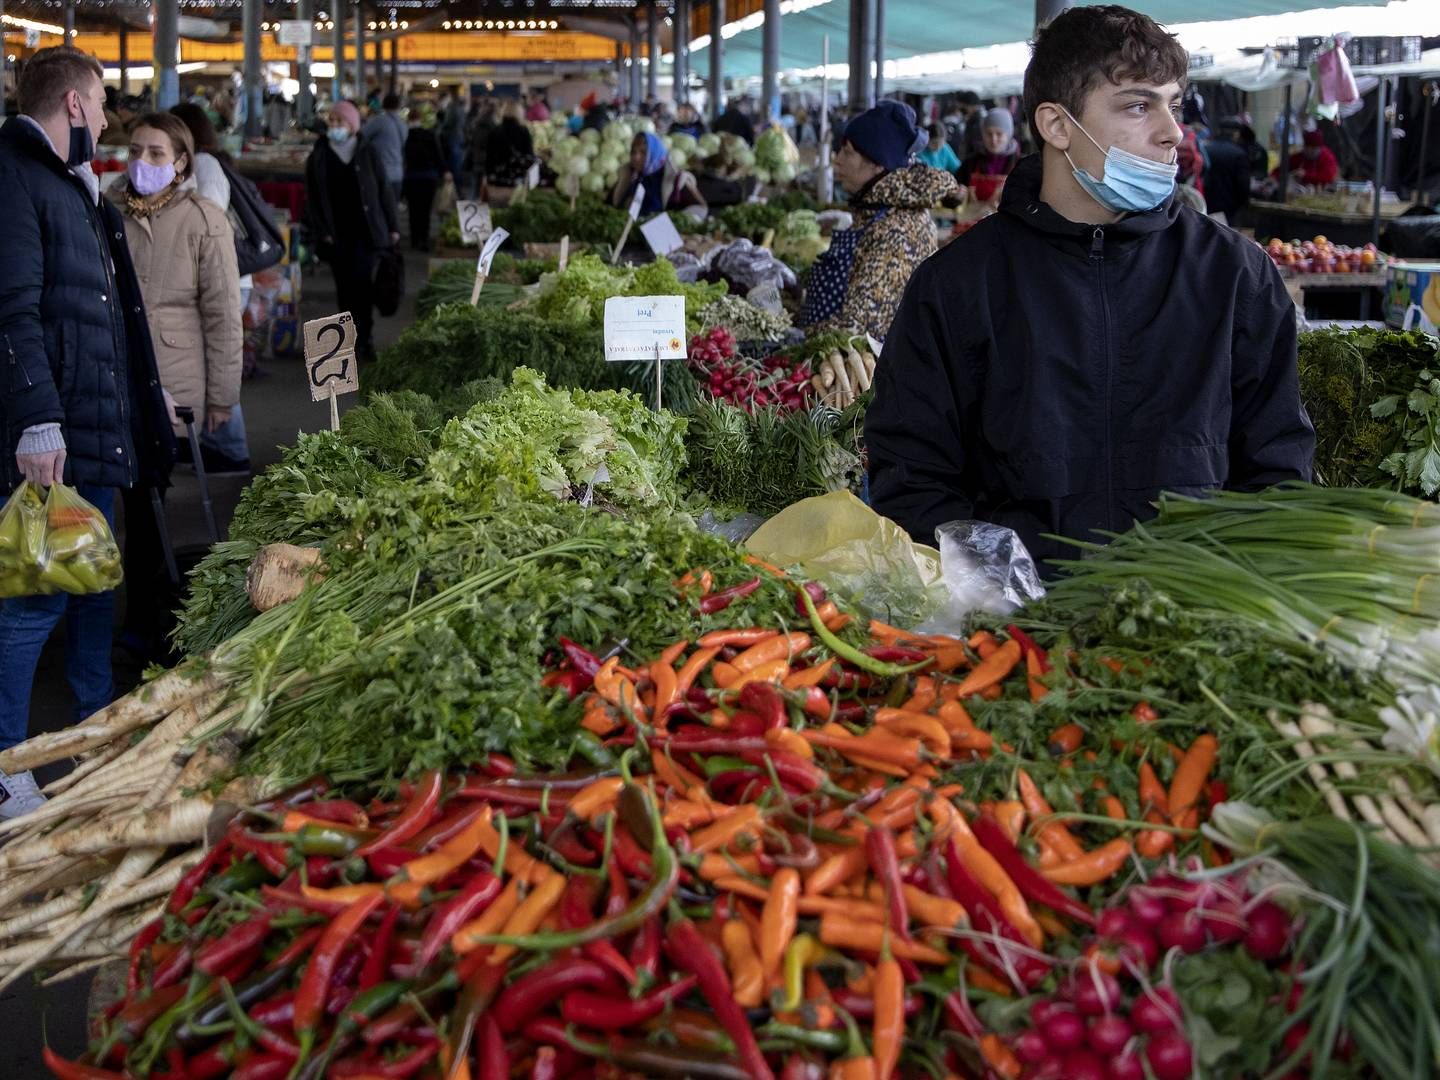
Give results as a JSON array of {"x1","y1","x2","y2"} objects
[
  {"x1": 688, "y1": 804, "x2": 761, "y2": 854},
  {"x1": 1017, "y1": 769, "x2": 1085, "y2": 861},
  {"x1": 1100, "y1": 794, "x2": 1127, "y2": 821},
  {"x1": 967, "y1": 629, "x2": 998, "y2": 651},
  {"x1": 387, "y1": 810, "x2": 492, "y2": 906},
  {"x1": 581, "y1": 700, "x2": 620, "y2": 736},
  {"x1": 1047, "y1": 723, "x2": 1085, "y2": 757},
  {"x1": 872, "y1": 953, "x2": 904, "y2": 1080},
  {"x1": 824, "y1": 613, "x2": 854, "y2": 633},
  {"x1": 803, "y1": 729, "x2": 923, "y2": 770},
  {"x1": 473, "y1": 806, "x2": 551, "y2": 884},
  {"x1": 674, "y1": 646, "x2": 721, "y2": 697},
  {"x1": 806, "y1": 846, "x2": 868, "y2": 896},
  {"x1": 732, "y1": 632, "x2": 811, "y2": 673},
  {"x1": 651, "y1": 748, "x2": 707, "y2": 799},
  {"x1": 782, "y1": 659, "x2": 835, "y2": 690},
  {"x1": 698, "y1": 628, "x2": 777, "y2": 648},
  {"x1": 948, "y1": 811, "x2": 1044, "y2": 949},
  {"x1": 721, "y1": 920, "x2": 765, "y2": 1008},
  {"x1": 301, "y1": 883, "x2": 383, "y2": 905},
  {"x1": 980, "y1": 1033, "x2": 1023, "y2": 1079},
  {"x1": 730, "y1": 657, "x2": 790, "y2": 689},
  {"x1": 489, "y1": 871, "x2": 567, "y2": 965},
  {"x1": 710, "y1": 661, "x2": 742, "y2": 689},
  {"x1": 765, "y1": 727, "x2": 814, "y2": 760},
  {"x1": 954, "y1": 638, "x2": 1022, "y2": 698},
  {"x1": 966, "y1": 966, "x2": 1015, "y2": 997},
  {"x1": 935, "y1": 699, "x2": 978, "y2": 734},
  {"x1": 649, "y1": 661, "x2": 679, "y2": 716},
  {"x1": 829, "y1": 1058, "x2": 878, "y2": 1080},
  {"x1": 874, "y1": 709, "x2": 951, "y2": 757},
  {"x1": 868, "y1": 620, "x2": 908, "y2": 643},
  {"x1": 450, "y1": 877, "x2": 522, "y2": 954},
  {"x1": 1137, "y1": 760, "x2": 1174, "y2": 858},
  {"x1": 663, "y1": 799, "x2": 724, "y2": 830},
  {"x1": 743, "y1": 554, "x2": 787, "y2": 577},
  {"x1": 818, "y1": 913, "x2": 950, "y2": 965},
  {"x1": 812, "y1": 600, "x2": 841, "y2": 625},
  {"x1": 592, "y1": 657, "x2": 648, "y2": 723},
  {"x1": 899, "y1": 884, "x2": 967, "y2": 929},
  {"x1": 568, "y1": 777, "x2": 625, "y2": 822},
  {"x1": 1040, "y1": 838, "x2": 1134, "y2": 887},
  {"x1": 657, "y1": 639, "x2": 689, "y2": 667},
  {"x1": 697, "y1": 853, "x2": 763, "y2": 880},
  {"x1": 901, "y1": 676, "x2": 937, "y2": 713},
  {"x1": 760, "y1": 867, "x2": 801, "y2": 979}
]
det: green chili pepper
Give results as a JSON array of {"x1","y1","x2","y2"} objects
[
  {"x1": 757, "y1": 1022, "x2": 849, "y2": 1054},
  {"x1": 800, "y1": 590, "x2": 931, "y2": 677}
]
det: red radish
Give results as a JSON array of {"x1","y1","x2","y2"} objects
[
  {"x1": 1157, "y1": 910, "x2": 1208, "y2": 954},
  {"x1": 1061, "y1": 1049, "x2": 1107, "y2": 1080},
  {"x1": 1035, "y1": 1006, "x2": 1086, "y2": 1051},
  {"x1": 1097, "y1": 907, "x2": 1134, "y2": 940},
  {"x1": 1244, "y1": 901, "x2": 1292, "y2": 961},
  {"x1": 1028, "y1": 1058, "x2": 1067, "y2": 1080},
  {"x1": 1127, "y1": 888, "x2": 1168, "y2": 929},
  {"x1": 1130, "y1": 986, "x2": 1182, "y2": 1034},
  {"x1": 1197, "y1": 900, "x2": 1247, "y2": 945},
  {"x1": 1145, "y1": 1030, "x2": 1194, "y2": 1080},
  {"x1": 1281, "y1": 1020, "x2": 1310, "y2": 1059},
  {"x1": 1012, "y1": 1029, "x2": 1050, "y2": 1065},
  {"x1": 1087, "y1": 1014, "x2": 1133, "y2": 1056},
  {"x1": 1112, "y1": 926, "x2": 1160, "y2": 971},
  {"x1": 1067, "y1": 970, "x2": 1122, "y2": 1015},
  {"x1": 1162, "y1": 877, "x2": 1214, "y2": 913},
  {"x1": 1108, "y1": 1050, "x2": 1145, "y2": 1080}
]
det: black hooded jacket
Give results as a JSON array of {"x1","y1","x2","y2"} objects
[{"x1": 865, "y1": 154, "x2": 1314, "y2": 570}]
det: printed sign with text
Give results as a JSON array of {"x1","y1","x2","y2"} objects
[{"x1": 603, "y1": 296, "x2": 687, "y2": 362}]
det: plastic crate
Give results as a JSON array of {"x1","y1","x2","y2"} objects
[{"x1": 1349, "y1": 36, "x2": 1424, "y2": 67}]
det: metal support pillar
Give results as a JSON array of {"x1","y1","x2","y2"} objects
[
  {"x1": 1370, "y1": 77, "x2": 1390, "y2": 249},
  {"x1": 645, "y1": 0, "x2": 659, "y2": 104},
  {"x1": 873, "y1": 0, "x2": 885, "y2": 100},
  {"x1": 1278, "y1": 82, "x2": 1293, "y2": 204},
  {"x1": 709, "y1": 0, "x2": 725, "y2": 122},
  {"x1": 628, "y1": 20, "x2": 642, "y2": 109},
  {"x1": 847, "y1": 0, "x2": 873, "y2": 112},
  {"x1": 117, "y1": 23, "x2": 128, "y2": 96},
  {"x1": 332, "y1": 4, "x2": 347, "y2": 102},
  {"x1": 389, "y1": 38, "x2": 398, "y2": 95},
  {"x1": 154, "y1": 0, "x2": 180, "y2": 109},
  {"x1": 373, "y1": 38, "x2": 383, "y2": 96},
  {"x1": 674, "y1": 0, "x2": 690, "y2": 105},
  {"x1": 297, "y1": 0, "x2": 314, "y2": 123},
  {"x1": 63, "y1": 0, "x2": 74, "y2": 40},
  {"x1": 352, "y1": 3, "x2": 366, "y2": 104},
  {"x1": 761, "y1": 0, "x2": 779, "y2": 121},
  {"x1": 243, "y1": 0, "x2": 263, "y2": 137}
]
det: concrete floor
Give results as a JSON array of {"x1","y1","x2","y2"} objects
[{"x1": 0, "y1": 249, "x2": 432, "y2": 1079}]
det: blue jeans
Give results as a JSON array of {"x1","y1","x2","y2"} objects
[
  {"x1": 0, "y1": 485, "x2": 117, "y2": 750},
  {"x1": 199, "y1": 401, "x2": 251, "y2": 463}
]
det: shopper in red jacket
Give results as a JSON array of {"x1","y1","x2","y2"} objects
[{"x1": 1274, "y1": 129, "x2": 1339, "y2": 188}]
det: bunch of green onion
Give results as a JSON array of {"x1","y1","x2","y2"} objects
[{"x1": 1044, "y1": 485, "x2": 1440, "y2": 688}]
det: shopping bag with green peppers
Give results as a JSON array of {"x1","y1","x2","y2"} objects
[{"x1": 0, "y1": 482, "x2": 123, "y2": 598}]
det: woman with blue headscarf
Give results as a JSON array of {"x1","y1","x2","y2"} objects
[{"x1": 610, "y1": 131, "x2": 705, "y2": 214}]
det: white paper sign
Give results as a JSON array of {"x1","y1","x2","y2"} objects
[
  {"x1": 277, "y1": 20, "x2": 313, "y2": 46},
  {"x1": 603, "y1": 296, "x2": 687, "y2": 362},
  {"x1": 456, "y1": 200, "x2": 492, "y2": 244},
  {"x1": 526, "y1": 162, "x2": 541, "y2": 190},
  {"x1": 627, "y1": 186, "x2": 645, "y2": 221},
  {"x1": 639, "y1": 214, "x2": 684, "y2": 257},
  {"x1": 477, "y1": 228, "x2": 509, "y2": 276}
]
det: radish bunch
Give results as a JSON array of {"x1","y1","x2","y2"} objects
[
  {"x1": 688, "y1": 327, "x2": 813, "y2": 413},
  {"x1": 1007, "y1": 867, "x2": 1301, "y2": 1080}
]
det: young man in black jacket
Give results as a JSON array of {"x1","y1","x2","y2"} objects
[{"x1": 866, "y1": 6, "x2": 1314, "y2": 572}]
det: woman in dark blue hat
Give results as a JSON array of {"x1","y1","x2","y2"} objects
[{"x1": 799, "y1": 100, "x2": 958, "y2": 361}]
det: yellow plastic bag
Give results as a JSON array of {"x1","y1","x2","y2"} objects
[
  {"x1": 744, "y1": 491, "x2": 946, "y2": 625},
  {"x1": 0, "y1": 483, "x2": 123, "y2": 598}
]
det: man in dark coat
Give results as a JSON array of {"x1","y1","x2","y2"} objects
[
  {"x1": 866, "y1": 6, "x2": 1314, "y2": 574},
  {"x1": 0, "y1": 47, "x2": 175, "y2": 817}
]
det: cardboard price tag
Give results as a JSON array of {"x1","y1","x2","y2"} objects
[
  {"x1": 303, "y1": 312, "x2": 359, "y2": 429},
  {"x1": 603, "y1": 295, "x2": 687, "y2": 363},
  {"x1": 526, "y1": 162, "x2": 542, "y2": 190},
  {"x1": 477, "y1": 227, "x2": 509, "y2": 277},
  {"x1": 639, "y1": 213, "x2": 684, "y2": 257},
  {"x1": 456, "y1": 200, "x2": 492, "y2": 244},
  {"x1": 627, "y1": 185, "x2": 646, "y2": 221}
]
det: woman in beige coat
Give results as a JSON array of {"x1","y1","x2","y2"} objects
[
  {"x1": 111, "y1": 112, "x2": 240, "y2": 664},
  {"x1": 111, "y1": 112, "x2": 241, "y2": 437}
]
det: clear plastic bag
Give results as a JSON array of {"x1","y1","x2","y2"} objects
[
  {"x1": 0, "y1": 483, "x2": 123, "y2": 598},
  {"x1": 932, "y1": 519, "x2": 1045, "y2": 618}
]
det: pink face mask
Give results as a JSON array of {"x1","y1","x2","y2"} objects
[{"x1": 128, "y1": 158, "x2": 177, "y2": 196}]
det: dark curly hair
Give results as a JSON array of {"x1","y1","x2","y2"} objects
[{"x1": 1022, "y1": 5, "x2": 1188, "y2": 130}]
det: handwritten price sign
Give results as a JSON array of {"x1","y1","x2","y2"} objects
[
  {"x1": 456, "y1": 200, "x2": 492, "y2": 244},
  {"x1": 303, "y1": 312, "x2": 360, "y2": 429}
]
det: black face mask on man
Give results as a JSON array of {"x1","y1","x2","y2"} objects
[{"x1": 68, "y1": 97, "x2": 94, "y2": 167}]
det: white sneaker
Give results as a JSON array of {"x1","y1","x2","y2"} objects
[{"x1": 0, "y1": 769, "x2": 47, "y2": 820}]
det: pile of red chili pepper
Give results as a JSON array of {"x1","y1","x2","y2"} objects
[{"x1": 49, "y1": 578, "x2": 1228, "y2": 1080}]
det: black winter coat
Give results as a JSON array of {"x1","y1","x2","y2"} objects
[
  {"x1": 304, "y1": 136, "x2": 399, "y2": 257},
  {"x1": 866, "y1": 154, "x2": 1314, "y2": 571},
  {"x1": 0, "y1": 117, "x2": 175, "y2": 492}
]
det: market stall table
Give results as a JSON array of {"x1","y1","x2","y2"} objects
[
  {"x1": 1281, "y1": 268, "x2": 1389, "y2": 320},
  {"x1": 1249, "y1": 198, "x2": 1412, "y2": 250}
]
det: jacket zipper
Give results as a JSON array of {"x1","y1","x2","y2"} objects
[
  {"x1": 1090, "y1": 225, "x2": 1116, "y2": 532},
  {"x1": 4, "y1": 333, "x2": 34, "y2": 390},
  {"x1": 89, "y1": 207, "x2": 133, "y2": 476}
]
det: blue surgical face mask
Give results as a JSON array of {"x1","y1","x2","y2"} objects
[
  {"x1": 1061, "y1": 108, "x2": 1178, "y2": 214},
  {"x1": 327, "y1": 126, "x2": 354, "y2": 144}
]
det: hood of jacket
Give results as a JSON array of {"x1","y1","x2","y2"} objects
[
  {"x1": 853, "y1": 164, "x2": 958, "y2": 211},
  {"x1": 998, "y1": 153, "x2": 1180, "y2": 247}
]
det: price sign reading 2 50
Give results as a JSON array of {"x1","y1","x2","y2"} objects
[{"x1": 302, "y1": 311, "x2": 360, "y2": 407}]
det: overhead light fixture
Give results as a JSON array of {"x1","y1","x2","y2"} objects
[
  {"x1": 401, "y1": 21, "x2": 409, "y2": 29},
  {"x1": 442, "y1": 20, "x2": 450, "y2": 28},
  {"x1": 430, "y1": 78, "x2": 440, "y2": 87}
]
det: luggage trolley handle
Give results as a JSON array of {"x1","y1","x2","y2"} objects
[{"x1": 172, "y1": 405, "x2": 220, "y2": 546}]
